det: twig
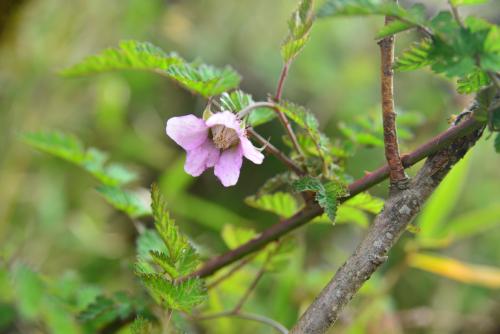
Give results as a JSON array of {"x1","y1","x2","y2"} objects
[
  {"x1": 233, "y1": 250, "x2": 273, "y2": 312},
  {"x1": 186, "y1": 113, "x2": 485, "y2": 280},
  {"x1": 207, "y1": 254, "x2": 256, "y2": 289},
  {"x1": 290, "y1": 114, "x2": 485, "y2": 333},
  {"x1": 273, "y1": 62, "x2": 305, "y2": 158},
  {"x1": 237, "y1": 101, "x2": 276, "y2": 118},
  {"x1": 247, "y1": 128, "x2": 305, "y2": 175},
  {"x1": 275, "y1": 61, "x2": 291, "y2": 101},
  {"x1": 378, "y1": 1, "x2": 407, "y2": 189},
  {"x1": 196, "y1": 311, "x2": 289, "y2": 334},
  {"x1": 448, "y1": 0, "x2": 465, "y2": 29}
]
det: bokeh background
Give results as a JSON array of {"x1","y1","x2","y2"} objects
[{"x1": 1, "y1": 0, "x2": 499, "y2": 333}]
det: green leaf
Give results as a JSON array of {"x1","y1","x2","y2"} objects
[
  {"x1": 62, "y1": 40, "x2": 183, "y2": 77},
  {"x1": 23, "y1": 131, "x2": 137, "y2": 186},
  {"x1": 277, "y1": 101, "x2": 332, "y2": 161},
  {"x1": 166, "y1": 63, "x2": 241, "y2": 98},
  {"x1": 219, "y1": 90, "x2": 276, "y2": 127},
  {"x1": 338, "y1": 122, "x2": 384, "y2": 148},
  {"x1": 376, "y1": 19, "x2": 414, "y2": 39},
  {"x1": 136, "y1": 229, "x2": 169, "y2": 274},
  {"x1": 150, "y1": 184, "x2": 200, "y2": 278},
  {"x1": 77, "y1": 295, "x2": 116, "y2": 323},
  {"x1": 293, "y1": 177, "x2": 340, "y2": 221},
  {"x1": 376, "y1": 4, "x2": 427, "y2": 39},
  {"x1": 78, "y1": 292, "x2": 137, "y2": 329},
  {"x1": 221, "y1": 225, "x2": 257, "y2": 249},
  {"x1": 450, "y1": 0, "x2": 488, "y2": 6},
  {"x1": 495, "y1": 133, "x2": 500, "y2": 153},
  {"x1": 343, "y1": 192, "x2": 384, "y2": 214},
  {"x1": 139, "y1": 274, "x2": 206, "y2": 312},
  {"x1": 13, "y1": 265, "x2": 44, "y2": 320},
  {"x1": 281, "y1": 0, "x2": 314, "y2": 62},
  {"x1": 394, "y1": 38, "x2": 433, "y2": 71},
  {"x1": 63, "y1": 40, "x2": 241, "y2": 98},
  {"x1": 96, "y1": 185, "x2": 151, "y2": 218},
  {"x1": 457, "y1": 68, "x2": 491, "y2": 94},
  {"x1": 23, "y1": 131, "x2": 86, "y2": 164},
  {"x1": 333, "y1": 192, "x2": 384, "y2": 227},
  {"x1": 131, "y1": 317, "x2": 154, "y2": 334},
  {"x1": 245, "y1": 192, "x2": 299, "y2": 218}
]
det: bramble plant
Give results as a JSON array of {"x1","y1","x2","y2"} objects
[{"x1": 3, "y1": 0, "x2": 499, "y2": 333}]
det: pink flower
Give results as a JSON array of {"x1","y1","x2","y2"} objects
[{"x1": 166, "y1": 111, "x2": 264, "y2": 187}]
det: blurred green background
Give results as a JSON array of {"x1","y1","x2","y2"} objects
[{"x1": 1, "y1": 0, "x2": 499, "y2": 333}]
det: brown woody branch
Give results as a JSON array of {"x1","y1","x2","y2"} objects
[
  {"x1": 378, "y1": 2, "x2": 407, "y2": 187},
  {"x1": 290, "y1": 111, "x2": 485, "y2": 334},
  {"x1": 188, "y1": 114, "x2": 484, "y2": 279}
]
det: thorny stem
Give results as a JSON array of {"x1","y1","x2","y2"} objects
[
  {"x1": 195, "y1": 311, "x2": 289, "y2": 334},
  {"x1": 206, "y1": 254, "x2": 257, "y2": 289},
  {"x1": 290, "y1": 112, "x2": 485, "y2": 334},
  {"x1": 378, "y1": 1, "x2": 408, "y2": 189},
  {"x1": 186, "y1": 114, "x2": 485, "y2": 280}
]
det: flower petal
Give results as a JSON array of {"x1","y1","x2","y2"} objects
[
  {"x1": 206, "y1": 111, "x2": 243, "y2": 135},
  {"x1": 240, "y1": 137, "x2": 264, "y2": 164},
  {"x1": 185, "y1": 140, "x2": 220, "y2": 177},
  {"x1": 214, "y1": 146, "x2": 243, "y2": 187},
  {"x1": 166, "y1": 115, "x2": 208, "y2": 151}
]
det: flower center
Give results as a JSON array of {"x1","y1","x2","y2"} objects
[{"x1": 211, "y1": 125, "x2": 239, "y2": 150}]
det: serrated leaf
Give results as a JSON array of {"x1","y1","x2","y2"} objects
[
  {"x1": 63, "y1": 40, "x2": 241, "y2": 98},
  {"x1": 97, "y1": 185, "x2": 151, "y2": 218},
  {"x1": 77, "y1": 295, "x2": 115, "y2": 323},
  {"x1": 23, "y1": 131, "x2": 86, "y2": 164},
  {"x1": 277, "y1": 101, "x2": 332, "y2": 161},
  {"x1": 23, "y1": 131, "x2": 137, "y2": 186},
  {"x1": 62, "y1": 40, "x2": 183, "y2": 77},
  {"x1": 131, "y1": 317, "x2": 154, "y2": 334},
  {"x1": 293, "y1": 177, "x2": 340, "y2": 221},
  {"x1": 245, "y1": 192, "x2": 299, "y2": 218},
  {"x1": 166, "y1": 63, "x2": 241, "y2": 98},
  {"x1": 139, "y1": 274, "x2": 206, "y2": 312},
  {"x1": 376, "y1": 19, "x2": 414, "y2": 39},
  {"x1": 376, "y1": 4, "x2": 427, "y2": 39},
  {"x1": 219, "y1": 90, "x2": 276, "y2": 127},
  {"x1": 78, "y1": 292, "x2": 138, "y2": 329},
  {"x1": 394, "y1": 39, "x2": 433, "y2": 71},
  {"x1": 281, "y1": 0, "x2": 314, "y2": 62},
  {"x1": 457, "y1": 68, "x2": 491, "y2": 94},
  {"x1": 149, "y1": 184, "x2": 200, "y2": 278}
]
